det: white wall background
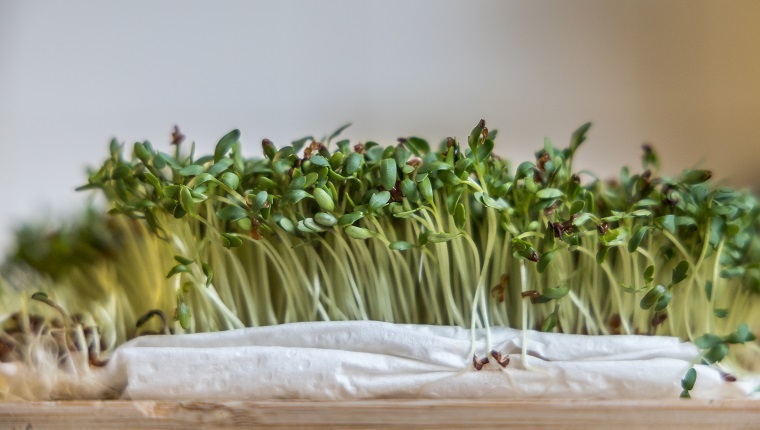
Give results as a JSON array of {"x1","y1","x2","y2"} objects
[{"x1": 1, "y1": 0, "x2": 759, "y2": 253}]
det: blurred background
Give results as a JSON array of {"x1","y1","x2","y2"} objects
[{"x1": 1, "y1": 0, "x2": 759, "y2": 253}]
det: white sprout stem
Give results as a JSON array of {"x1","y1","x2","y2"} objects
[
  {"x1": 198, "y1": 282, "x2": 245, "y2": 329},
  {"x1": 709, "y1": 239, "x2": 726, "y2": 335},
  {"x1": 520, "y1": 259, "x2": 534, "y2": 370},
  {"x1": 574, "y1": 246, "x2": 632, "y2": 334},
  {"x1": 464, "y1": 231, "x2": 485, "y2": 360}
]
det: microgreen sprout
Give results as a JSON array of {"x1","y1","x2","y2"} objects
[
  {"x1": 2, "y1": 119, "x2": 759, "y2": 397},
  {"x1": 680, "y1": 367, "x2": 697, "y2": 398}
]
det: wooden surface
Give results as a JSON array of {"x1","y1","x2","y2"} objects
[{"x1": 1, "y1": 399, "x2": 759, "y2": 429}]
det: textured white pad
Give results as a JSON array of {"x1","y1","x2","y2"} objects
[{"x1": 90, "y1": 321, "x2": 750, "y2": 400}]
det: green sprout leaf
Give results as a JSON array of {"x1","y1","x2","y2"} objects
[
  {"x1": 542, "y1": 285, "x2": 569, "y2": 300},
  {"x1": 535, "y1": 188, "x2": 563, "y2": 200},
  {"x1": 303, "y1": 218, "x2": 326, "y2": 232},
  {"x1": 537, "y1": 250, "x2": 554, "y2": 273},
  {"x1": 654, "y1": 289, "x2": 672, "y2": 311},
  {"x1": 380, "y1": 159, "x2": 397, "y2": 191},
  {"x1": 346, "y1": 152, "x2": 364, "y2": 174},
  {"x1": 314, "y1": 212, "x2": 338, "y2": 227},
  {"x1": 208, "y1": 158, "x2": 235, "y2": 177},
  {"x1": 397, "y1": 178, "x2": 416, "y2": 202},
  {"x1": 215, "y1": 129, "x2": 240, "y2": 163},
  {"x1": 454, "y1": 203, "x2": 466, "y2": 230},
  {"x1": 515, "y1": 161, "x2": 535, "y2": 180},
  {"x1": 573, "y1": 213, "x2": 593, "y2": 227},
  {"x1": 344, "y1": 225, "x2": 377, "y2": 240},
  {"x1": 419, "y1": 176, "x2": 433, "y2": 204},
  {"x1": 338, "y1": 211, "x2": 363, "y2": 226},
  {"x1": 569, "y1": 122, "x2": 592, "y2": 155},
  {"x1": 369, "y1": 191, "x2": 391, "y2": 211},
  {"x1": 720, "y1": 266, "x2": 745, "y2": 279},
  {"x1": 512, "y1": 238, "x2": 539, "y2": 262},
  {"x1": 180, "y1": 187, "x2": 195, "y2": 214},
  {"x1": 216, "y1": 205, "x2": 248, "y2": 221},
  {"x1": 468, "y1": 119, "x2": 485, "y2": 153},
  {"x1": 313, "y1": 188, "x2": 335, "y2": 212},
  {"x1": 724, "y1": 323, "x2": 756, "y2": 344},
  {"x1": 681, "y1": 368, "x2": 697, "y2": 391},
  {"x1": 426, "y1": 232, "x2": 460, "y2": 243},
  {"x1": 418, "y1": 160, "x2": 452, "y2": 174},
  {"x1": 277, "y1": 217, "x2": 295, "y2": 233},
  {"x1": 193, "y1": 173, "x2": 215, "y2": 187},
  {"x1": 328, "y1": 123, "x2": 352, "y2": 143},
  {"x1": 220, "y1": 233, "x2": 243, "y2": 248},
  {"x1": 703, "y1": 343, "x2": 729, "y2": 364},
  {"x1": 628, "y1": 225, "x2": 648, "y2": 253},
  {"x1": 262, "y1": 138, "x2": 277, "y2": 159},
  {"x1": 31, "y1": 291, "x2": 49, "y2": 301},
  {"x1": 166, "y1": 264, "x2": 190, "y2": 279},
  {"x1": 476, "y1": 138, "x2": 494, "y2": 161},
  {"x1": 640, "y1": 285, "x2": 666, "y2": 310},
  {"x1": 174, "y1": 255, "x2": 194, "y2": 265},
  {"x1": 602, "y1": 227, "x2": 629, "y2": 247},
  {"x1": 658, "y1": 215, "x2": 677, "y2": 234},
  {"x1": 179, "y1": 164, "x2": 205, "y2": 177},
  {"x1": 111, "y1": 164, "x2": 130, "y2": 180},
  {"x1": 406, "y1": 137, "x2": 429, "y2": 156},
  {"x1": 329, "y1": 151, "x2": 344, "y2": 169},
  {"x1": 285, "y1": 189, "x2": 313, "y2": 205},
  {"x1": 157, "y1": 152, "x2": 181, "y2": 170},
  {"x1": 177, "y1": 300, "x2": 191, "y2": 329},
  {"x1": 173, "y1": 204, "x2": 187, "y2": 219},
  {"x1": 569, "y1": 200, "x2": 585, "y2": 215},
  {"x1": 694, "y1": 333, "x2": 724, "y2": 349},
  {"x1": 704, "y1": 281, "x2": 713, "y2": 300},
  {"x1": 671, "y1": 260, "x2": 689, "y2": 286},
  {"x1": 251, "y1": 191, "x2": 269, "y2": 212},
  {"x1": 713, "y1": 309, "x2": 729, "y2": 318},
  {"x1": 309, "y1": 155, "x2": 330, "y2": 168},
  {"x1": 219, "y1": 172, "x2": 240, "y2": 190},
  {"x1": 389, "y1": 240, "x2": 414, "y2": 251},
  {"x1": 644, "y1": 265, "x2": 655, "y2": 284},
  {"x1": 681, "y1": 169, "x2": 712, "y2": 185},
  {"x1": 134, "y1": 141, "x2": 152, "y2": 163},
  {"x1": 201, "y1": 261, "x2": 214, "y2": 287},
  {"x1": 541, "y1": 312, "x2": 558, "y2": 332}
]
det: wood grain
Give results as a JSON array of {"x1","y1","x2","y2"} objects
[{"x1": 0, "y1": 399, "x2": 759, "y2": 429}]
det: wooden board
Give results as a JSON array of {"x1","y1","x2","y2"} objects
[{"x1": 1, "y1": 399, "x2": 759, "y2": 429}]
